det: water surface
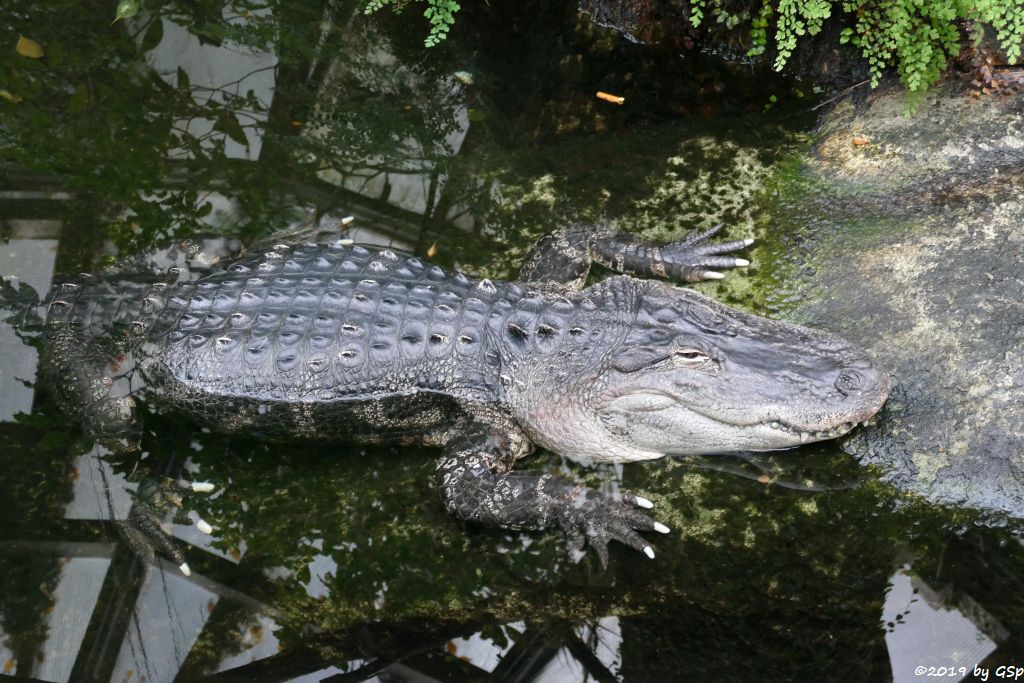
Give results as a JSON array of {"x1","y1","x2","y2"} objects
[{"x1": 1, "y1": 2, "x2": 1022, "y2": 681}]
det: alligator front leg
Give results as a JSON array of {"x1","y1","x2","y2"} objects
[
  {"x1": 519, "y1": 224, "x2": 752, "y2": 290},
  {"x1": 436, "y1": 432, "x2": 670, "y2": 567}
]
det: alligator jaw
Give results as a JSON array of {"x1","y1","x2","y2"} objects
[{"x1": 764, "y1": 419, "x2": 860, "y2": 444}]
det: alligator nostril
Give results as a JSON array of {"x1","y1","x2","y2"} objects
[{"x1": 834, "y1": 369, "x2": 865, "y2": 396}]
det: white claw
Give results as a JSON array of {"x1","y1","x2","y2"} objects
[
  {"x1": 341, "y1": 215, "x2": 355, "y2": 225},
  {"x1": 703, "y1": 271, "x2": 725, "y2": 280},
  {"x1": 179, "y1": 562, "x2": 191, "y2": 577},
  {"x1": 743, "y1": 238, "x2": 755, "y2": 246},
  {"x1": 643, "y1": 546, "x2": 656, "y2": 559},
  {"x1": 635, "y1": 496, "x2": 654, "y2": 509},
  {"x1": 338, "y1": 238, "x2": 354, "y2": 245},
  {"x1": 734, "y1": 258, "x2": 750, "y2": 267},
  {"x1": 191, "y1": 482, "x2": 215, "y2": 493},
  {"x1": 653, "y1": 522, "x2": 670, "y2": 534},
  {"x1": 196, "y1": 519, "x2": 214, "y2": 535}
]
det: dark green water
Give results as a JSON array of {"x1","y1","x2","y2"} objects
[{"x1": 1, "y1": 2, "x2": 1022, "y2": 681}]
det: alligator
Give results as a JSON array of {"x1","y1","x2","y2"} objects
[{"x1": 4, "y1": 224, "x2": 890, "y2": 571}]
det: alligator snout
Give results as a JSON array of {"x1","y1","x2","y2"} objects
[{"x1": 832, "y1": 361, "x2": 891, "y2": 421}]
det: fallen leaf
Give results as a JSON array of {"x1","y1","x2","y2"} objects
[
  {"x1": 757, "y1": 474, "x2": 773, "y2": 484},
  {"x1": 112, "y1": 0, "x2": 140, "y2": 23},
  {"x1": 3, "y1": 660, "x2": 13, "y2": 674},
  {"x1": 0, "y1": 89, "x2": 23, "y2": 103},
  {"x1": 851, "y1": 136, "x2": 869, "y2": 146},
  {"x1": 445, "y1": 641, "x2": 458, "y2": 655},
  {"x1": 16, "y1": 35, "x2": 44, "y2": 59},
  {"x1": 427, "y1": 241, "x2": 438, "y2": 258}
]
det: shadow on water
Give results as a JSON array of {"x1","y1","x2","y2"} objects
[{"x1": 0, "y1": 1, "x2": 1022, "y2": 681}]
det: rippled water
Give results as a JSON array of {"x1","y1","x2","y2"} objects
[{"x1": 1, "y1": 2, "x2": 1022, "y2": 681}]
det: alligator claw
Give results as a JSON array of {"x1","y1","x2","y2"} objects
[
  {"x1": 632, "y1": 494, "x2": 655, "y2": 509},
  {"x1": 555, "y1": 488, "x2": 663, "y2": 568}
]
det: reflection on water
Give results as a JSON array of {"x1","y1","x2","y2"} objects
[
  {"x1": 1, "y1": 0, "x2": 1023, "y2": 681},
  {"x1": 884, "y1": 565, "x2": 1006, "y2": 683}
]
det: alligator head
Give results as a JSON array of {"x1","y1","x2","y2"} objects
[
  {"x1": 588, "y1": 280, "x2": 890, "y2": 460},
  {"x1": 513, "y1": 278, "x2": 890, "y2": 463}
]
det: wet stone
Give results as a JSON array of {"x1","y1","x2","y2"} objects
[{"x1": 774, "y1": 82, "x2": 1024, "y2": 520}]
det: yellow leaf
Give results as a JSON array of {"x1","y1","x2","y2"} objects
[
  {"x1": 16, "y1": 35, "x2": 44, "y2": 59},
  {"x1": 427, "y1": 241, "x2": 438, "y2": 258},
  {"x1": 0, "y1": 89, "x2": 23, "y2": 103}
]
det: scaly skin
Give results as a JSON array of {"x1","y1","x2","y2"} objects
[{"x1": 19, "y1": 225, "x2": 890, "y2": 570}]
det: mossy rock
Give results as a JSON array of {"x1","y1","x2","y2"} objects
[{"x1": 766, "y1": 82, "x2": 1024, "y2": 521}]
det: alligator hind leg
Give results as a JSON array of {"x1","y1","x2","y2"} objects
[
  {"x1": 437, "y1": 427, "x2": 670, "y2": 567},
  {"x1": 119, "y1": 478, "x2": 217, "y2": 576},
  {"x1": 43, "y1": 312, "x2": 215, "y2": 575},
  {"x1": 519, "y1": 224, "x2": 753, "y2": 291}
]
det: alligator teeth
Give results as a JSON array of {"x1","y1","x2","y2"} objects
[
  {"x1": 799, "y1": 431, "x2": 812, "y2": 444},
  {"x1": 770, "y1": 421, "x2": 781, "y2": 430}
]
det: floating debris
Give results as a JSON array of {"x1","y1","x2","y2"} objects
[
  {"x1": 596, "y1": 91, "x2": 625, "y2": 105},
  {"x1": 16, "y1": 35, "x2": 44, "y2": 59}
]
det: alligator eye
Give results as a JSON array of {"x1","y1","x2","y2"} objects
[{"x1": 673, "y1": 348, "x2": 710, "y2": 365}]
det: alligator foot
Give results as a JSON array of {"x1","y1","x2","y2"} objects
[
  {"x1": 118, "y1": 478, "x2": 216, "y2": 576},
  {"x1": 518, "y1": 223, "x2": 753, "y2": 290},
  {"x1": 554, "y1": 487, "x2": 670, "y2": 568},
  {"x1": 437, "y1": 438, "x2": 670, "y2": 568},
  {"x1": 647, "y1": 223, "x2": 754, "y2": 281}
]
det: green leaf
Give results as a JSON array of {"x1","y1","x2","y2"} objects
[
  {"x1": 214, "y1": 111, "x2": 249, "y2": 147},
  {"x1": 112, "y1": 0, "x2": 140, "y2": 24},
  {"x1": 141, "y1": 18, "x2": 164, "y2": 52},
  {"x1": 176, "y1": 66, "x2": 190, "y2": 91}
]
